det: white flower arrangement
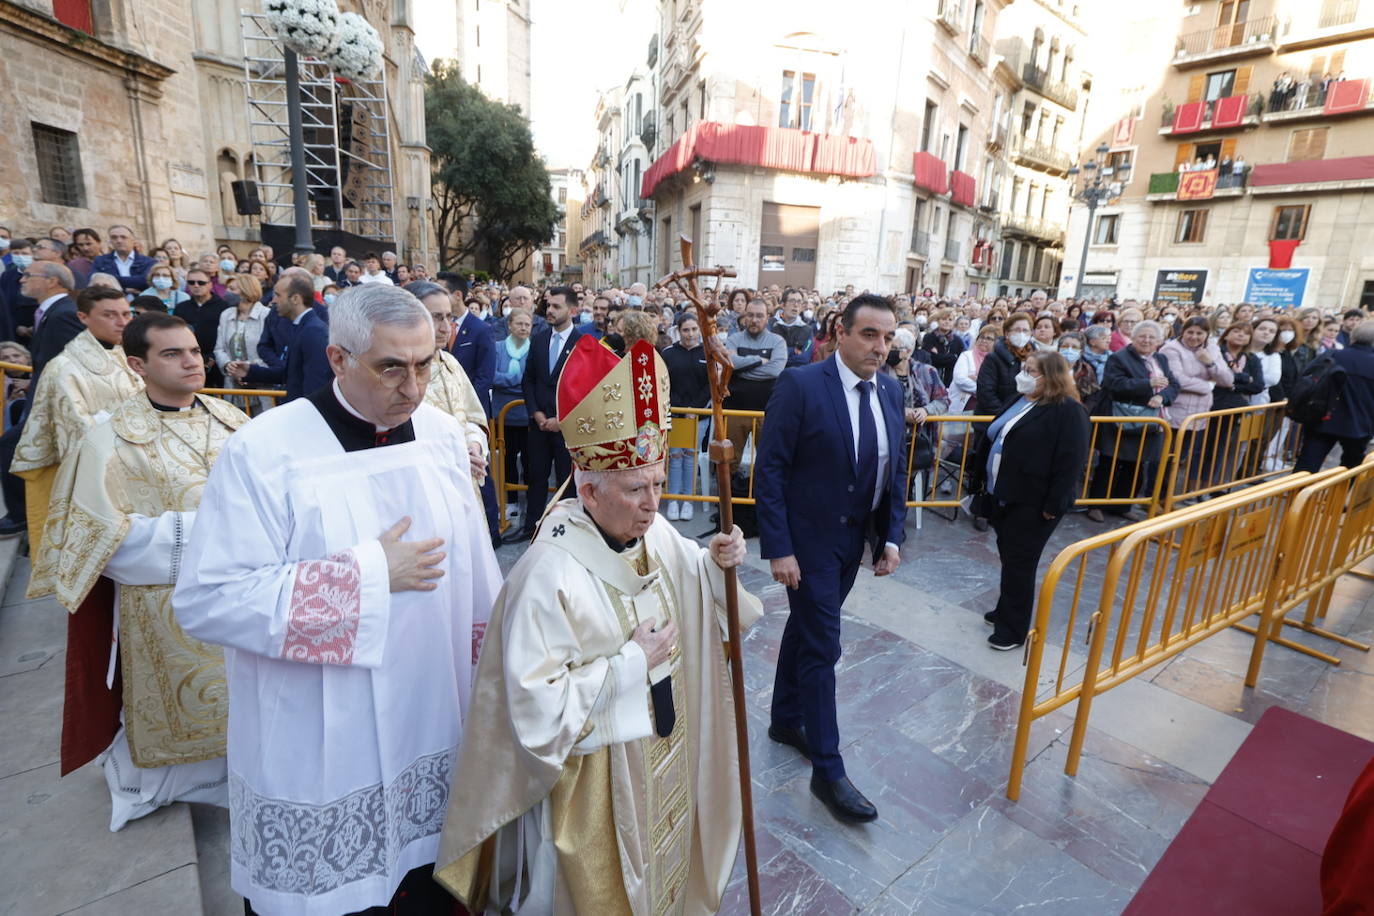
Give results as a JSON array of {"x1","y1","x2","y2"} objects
[
  {"x1": 264, "y1": 0, "x2": 341, "y2": 58},
  {"x1": 325, "y1": 12, "x2": 383, "y2": 81}
]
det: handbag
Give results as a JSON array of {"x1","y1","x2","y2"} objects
[{"x1": 1112, "y1": 400, "x2": 1163, "y2": 432}]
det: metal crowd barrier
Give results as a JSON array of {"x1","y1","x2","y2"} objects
[
  {"x1": 1006, "y1": 472, "x2": 1318, "y2": 801},
  {"x1": 1162, "y1": 401, "x2": 1300, "y2": 513},
  {"x1": 2, "y1": 360, "x2": 286, "y2": 417},
  {"x1": 1242, "y1": 455, "x2": 1374, "y2": 678}
]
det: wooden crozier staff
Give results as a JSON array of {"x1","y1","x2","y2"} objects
[{"x1": 655, "y1": 236, "x2": 761, "y2": 916}]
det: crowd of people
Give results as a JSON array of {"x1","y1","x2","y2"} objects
[{"x1": 3, "y1": 219, "x2": 1374, "y2": 913}]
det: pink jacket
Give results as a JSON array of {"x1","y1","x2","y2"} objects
[{"x1": 1159, "y1": 338, "x2": 1235, "y2": 428}]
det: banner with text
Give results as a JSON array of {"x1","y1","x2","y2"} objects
[
  {"x1": 1153, "y1": 269, "x2": 1209, "y2": 306},
  {"x1": 1244, "y1": 268, "x2": 1310, "y2": 308}
]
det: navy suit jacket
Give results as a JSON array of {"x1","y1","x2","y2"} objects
[
  {"x1": 30, "y1": 296, "x2": 85, "y2": 392},
  {"x1": 450, "y1": 311, "x2": 495, "y2": 415},
  {"x1": 521, "y1": 325, "x2": 582, "y2": 420},
  {"x1": 244, "y1": 308, "x2": 332, "y2": 401},
  {"x1": 756, "y1": 356, "x2": 909, "y2": 564},
  {"x1": 91, "y1": 252, "x2": 156, "y2": 294}
]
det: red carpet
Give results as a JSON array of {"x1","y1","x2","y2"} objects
[{"x1": 1125, "y1": 707, "x2": 1374, "y2": 914}]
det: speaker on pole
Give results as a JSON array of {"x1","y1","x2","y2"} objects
[
  {"x1": 314, "y1": 190, "x2": 341, "y2": 223},
  {"x1": 231, "y1": 179, "x2": 261, "y2": 216}
]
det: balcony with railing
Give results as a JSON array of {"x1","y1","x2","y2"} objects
[
  {"x1": 943, "y1": 238, "x2": 961, "y2": 263},
  {"x1": 1261, "y1": 77, "x2": 1374, "y2": 123},
  {"x1": 1159, "y1": 94, "x2": 1262, "y2": 133},
  {"x1": 978, "y1": 189, "x2": 1000, "y2": 213},
  {"x1": 910, "y1": 230, "x2": 932, "y2": 257},
  {"x1": 1011, "y1": 136, "x2": 1073, "y2": 175},
  {"x1": 986, "y1": 120, "x2": 1008, "y2": 150},
  {"x1": 578, "y1": 229, "x2": 609, "y2": 254},
  {"x1": 969, "y1": 32, "x2": 990, "y2": 65},
  {"x1": 937, "y1": 0, "x2": 963, "y2": 35},
  {"x1": 1001, "y1": 212, "x2": 1065, "y2": 244},
  {"x1": 1022, "y1": 63, "x2": 1080, "y2": 111},
  {"x1": 1173, "y1": 15, "x2": 1282, "y2": 68}
]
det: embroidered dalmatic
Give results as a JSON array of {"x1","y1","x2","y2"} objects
[
  {"x1": 36, "y1": 393, "x2": 247, "y2": 825},
  {"x1": 435, "y1": 501, "x2": 761, "y2": 915},
  {"x1": 13, "y1": 329, "x2": 142, "y2": 564},
  {"x1": 173, "y1": 393, "x2": 502, "y2": 916},
  {"x1": 424, "y1": 347, "x2": 489, "y2": 452}
]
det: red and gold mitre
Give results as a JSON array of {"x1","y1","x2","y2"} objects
[{"x1": 557, "y1": 336, "x2": 671, "y2": 471}]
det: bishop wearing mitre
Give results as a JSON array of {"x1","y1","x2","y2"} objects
[
  {"x1": 435, "y1": 335, "x2": 761, "y2": 916},
  {"x1": 36, "y1": 313, "x2": 247, "y2": 827}
]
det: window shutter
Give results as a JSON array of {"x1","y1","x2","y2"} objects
[
  {"x1": 1233, "y1": 66, "x2": 1251, "y2": 97},
  {"x1": 1309, "y1": 55, "x2": 1326, "y2": 81},
  {"x1": 1187, "y1": 74, "x2": 1205, "y2": 103},
  {"x1": 1220, "y1": 138, "x2": 1237, "y2": 161},
  {"x1": 1309, "y1": 127, "x2": 1328, "y2": 159},
  {"x1": 1175, "y1": 142, "x2": 1195, "y2": 168},
  {"x1": 1332, "y1": 50, "x2": 1346, "y2": 75}
]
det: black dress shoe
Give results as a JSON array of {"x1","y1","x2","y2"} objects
[
  {"x1": 0, "y1": 514, "x2": 25, "y2": 538},
  {"x1": 500, "y1": 528, "x2": 533, "y2": 545},
  {"x1": 810, "y1": 774, "x2": 878, "y2": 824},
  {"x1": 767, "y1": 724, "x2": 809, "y2": 758},
  {"x1": 972, "y1": 516, "x2": 990, "y2": 532},
  {"x1": 983, "y1": 611, "x2": 995, "y2": 627}
]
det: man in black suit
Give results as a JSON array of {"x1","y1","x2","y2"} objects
[
  {"x1": 755, "y1": 294, "x2": 909, "y2": 824},
  {"x1": 0, "y1": 261, "x2": 83, "y2": 535},
  {"x1": 175, "y1": 268, "x2": 230, "y2": 387},
  {"x1": 502, "y1": 286, "x2": 582, "y2": 543},
  {"x1": 230, "y1": 269, "x2": 331, "y2": 402}
]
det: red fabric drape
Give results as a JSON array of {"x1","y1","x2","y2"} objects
[
  {"x1": 1322, "y1": 756, "x2": 1374, "y2": 913},
  {"x1": 950, "y1": 170, "x2": 976, "y2": 207},
  {"x1": 1269, "y1": 239, "x2": 1300, "y2": 269},
  {"x1": 1325, "y1": 78, "x2": 1369, "y2": 115},
  {"x1": 1251, "y1": 154, "x2": 1374, "y2": 187},
  {"x1": 912, "y1": 151, "x2": 949, "y2": 194},
  {"x1": 60, "y1": 576, "x2": 121, "y2": 775},
  {"x1": 1172, "y1": 101, "x2": 1207, "y2": 133},
  {"x1": 1212, "y1": 94, "x2": 1248, "y2": 127}
]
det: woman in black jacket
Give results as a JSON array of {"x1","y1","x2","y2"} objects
[
  {"x1": 969, "y1": 312, "x2": 1036, "y2": 530},
  {"x1": 1086, "y1": 320, "x2": 1180, "y2": 521},
  {"x1": 661, "y1": 312, "x2": 709, "y2": 521},
  {"x1": 1208, "y1": 321, "x2": 1266, "y2": 485},
  {"x1": 971, "y1": 350, "x2": 1091, "y2": 650}
]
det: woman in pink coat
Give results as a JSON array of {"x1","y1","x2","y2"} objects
[{"x1": 1160, "y1": 316, "x2": 1234, "y2": 491}]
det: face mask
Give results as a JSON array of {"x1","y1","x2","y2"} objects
[
  {"x1": 152, "y1": 276, "x2": 173, "y2": 291},
  {"x1": 802, "y1": 309, "x2": 814, "y2": 322},
  {"x1": 10, "y1": 254, "x2": 32, "y2": 270},
  {"x1": 1164, "y1": 314, "x2": 1178, "y2": 323},
  {"x1": 916, "y1": 316, "x2": 929, "y2": 327},
  {"x1": 220, "y1": 259, "x2": 237, "y2": 274},
  {"x1": 0, "y1": 238, "x2": 10, "y2": 252},
  {"x1": 1060, "y1": 347, "x2": 1081, "y2": 364},
  {"x1": 1008, "y1": 331, "x2": 1031, "y2": 349},
  {"x1": 323, "y1": 293, "x2": 337, "y2": 306},
  {"x1": 627, "y1": 295, "x2": 643, "y2": 306},
  {"x1": 886, "y1": 349, "x2": 904, "y2": 367},
  {"x1": 1279, "y1": 330, "x2": 1296, "y2": 344},
  {"x1": 1015, "y1": 370, "x2": 1038, "y2": 394}
]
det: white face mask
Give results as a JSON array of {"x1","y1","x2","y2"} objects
[
  {"x1": 802, "y1": 309, "x2": 814, "y2": 322},
  {"x1": 1279, "y1": 330, "x2": 1296, "y2": 344},
  {"x1": 1008, "y1": 331, "x2": 1032, "y2": 349},
  {"x1": 0, "y1": 238, "x2": 10, "y2": 252},
  {"x1": 1014, "y1": 370, "x2": 1038, "y2": 394},
  {"x1": 1060, "y1": 347, "x2": 1081, "y2": 363}
]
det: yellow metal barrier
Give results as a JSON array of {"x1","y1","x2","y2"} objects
[
  {"x1": 198, "y1": 387, "x2": 287, "y2": 416},
  {"x1": 1006, "y1": 472, "x2": 1317, "y2": 801},
  {"x1": 1243, "y1": 456, "x2": 1374, "y2": 678},
  {"x1": 1162, "y1": 401, "x2": 1300, "y2": 512}
]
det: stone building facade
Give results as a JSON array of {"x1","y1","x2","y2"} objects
[{"x1": 3, "y1": 0, "x2": 433, "y2": 265}]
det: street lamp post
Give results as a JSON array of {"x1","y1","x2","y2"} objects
[{"x1": 1067, "y1": 142, "x2": 1130, "y2": 300}]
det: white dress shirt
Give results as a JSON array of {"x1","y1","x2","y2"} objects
[
  {"x1": 833, "y1": 355, "x2": 890, "y2": 512},
  {"x1": 112, "y1": 251, "x2": 135, "y2": 277},
  {"x1": 548, "y1": 326, "x2": 569, "y2": 367}
]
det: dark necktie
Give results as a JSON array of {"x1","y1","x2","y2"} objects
[{"x1": 856, "y1": 380, "x2": 878, "y2": 511}]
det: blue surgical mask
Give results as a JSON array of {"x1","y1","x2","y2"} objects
[
  {"x1": 1060, "y1": 347, "x2": 1081, "y2": 363},
  {"x1": 0, "y1": 238, "x2": 10, "y2": 252},
  {"x1": 627, "y1": 295, "x2": 643, "y2": 306},
  {"x1": 152, "y1": 276, "x2": 173, "y2": 291},
  {"x1": 10, "y1": 254, "x2": 32, "y2": 270},
  {"x1": 323, "y1": 293, "x2": 337, "y2": 306},
  {"x1": 220, "y1": 259, "x2": 237, "y2": 274}
]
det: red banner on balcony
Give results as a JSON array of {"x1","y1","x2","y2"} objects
[
  {"x1": 950, "y1": 170, "x2": 976, "y2": 207},
  {"x1": 1251, "y1": 154, "x2": 1374, "y2": 187},
  {"x1": 1177, "y1": 169, "x2": 1217, "y2": 200},
  {"x1": 1172, "y1": 101, "x2": 1207, "y2": 133},
  {"x1": 1112, "y1": 117, "x2": 1136, "y2": 147},
  {"x1": 1212, "y1": 94, "x2": 1248, "y2": 127},
  {"x1": 639, "y1": 122, "x2": 877, "y2": 198},
  {"x1": 1269, "y1": 239, "x2": 1300, "y2": 269},
  {"x1": 1326, "y1": 78, "x2": 1370, "y2": 115},
  {"x1": 912, "y1": 151, "x2": 949, "y2": 195}
]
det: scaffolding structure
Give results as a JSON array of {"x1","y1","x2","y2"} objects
[{"x1": 240, "y1": 11, "x2": 395, "y2": 243}]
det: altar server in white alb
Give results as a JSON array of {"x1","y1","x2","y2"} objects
[{"x1": 174, "y1": 283, "x2": 502, "y2": 916}]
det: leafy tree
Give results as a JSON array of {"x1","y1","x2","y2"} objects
[{"x1": 425, "y1": 60, "x2": 557, "y2": 280}]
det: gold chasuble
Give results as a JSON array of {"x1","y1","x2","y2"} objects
[
  {"x1": 437, "y1": 338, "x2": 763, "y2": 916},
  {"x1": 13, "y1": 329, "x2": 142, "y2": 567},
  {"x1": 35, "y1": 393, "x2": 247, "y2": 767}
]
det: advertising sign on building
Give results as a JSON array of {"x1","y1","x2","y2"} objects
[
  {"x1": 1244, "y1": 267, "x2": 1310, "y2": 308},
  {"x1": 1153, "y1": 269, "x2": 1208, "y2": 306}
]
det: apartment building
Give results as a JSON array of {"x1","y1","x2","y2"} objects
[{"x1": 1063, "y1": 0, "x2": 1374, "y2": 308}]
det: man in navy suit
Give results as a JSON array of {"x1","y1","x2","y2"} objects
[
  {"x1": 231, "y1": 269, "x2": 330, "y2": 402},
  {"x1": 90, "y1": 225, "x2": 155, "y2": 296},
  {"x1": 446, "y1": 290, "x2": 501, "y2": 539},
  {"x1": 502, "y1": 286, "x2": 582, "y2": 543},
  {"x1": 756, "y1": 294, "x2": 909, "y2": 824}
]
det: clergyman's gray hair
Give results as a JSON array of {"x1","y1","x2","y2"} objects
[{"x1": 329, "y1": 283, "x2": 433, "y2": 354}]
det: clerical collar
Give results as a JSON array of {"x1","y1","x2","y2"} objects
[
  {"x1": 98, "y1": 338, "x2": 115, "y2": 350},
  {"x1": 306, "y1": 381, "x2": 416, "y2": 452},
  {"x1": 148, "y1": 394, "x2": 196, "y2": 413},
  {"x1": 587, "y1": 510, "x2": 638, "y2": 554}
]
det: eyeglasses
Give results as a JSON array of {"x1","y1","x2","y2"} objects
[
  {"x1": 340, "y1": 347, "x2": 433, "y2": 388},
  {"x1": 186, "y1": 280, "x2": 210, "y2": 286}
]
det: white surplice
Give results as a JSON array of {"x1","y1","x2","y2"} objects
[{"x1": 172, "y1": 396, "x2": 502, "y2": 916}]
